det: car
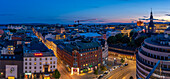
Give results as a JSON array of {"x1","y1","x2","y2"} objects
[
  {"x1": 104, "y1": 71, "x2": 109, "y2": 74},
  {"x1": 124, "y1": 63, "x2": 128, "y2": 66},
  {"x1": 98, "y1": 74, "x2": 104, "y2": 79}
]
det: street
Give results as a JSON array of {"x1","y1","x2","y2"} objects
[
  {"x1": 103, "y1": 58, "x2": 136, "y2": 79},
  {"x1": 57, "y1": 54, "x2": 136, "y2": 79}
]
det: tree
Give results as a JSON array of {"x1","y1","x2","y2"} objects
[
  {"x1": 107, "y1": 36, "x2": 117, "y2": 44},
  {"x1": 129, "y1": 76, "x2": 133, "y2": 79},
  {"x1": 121, "y1": 35, "x2": 130, "y2": 44},
  {"x1": 115, "y1": 34, "x2": 123, "y2": 43},
  {"x1": 130, "y1": 30, "x2": 137, "y2": 37},
  {"x1": 52, "y1": 69, "x2": 61, "y2": 79},
  {"x1": 135, "y1": 36, "x2": 147, "y2": 47},
  {"x1": 9, "y1": 29, "x2": 17, "y2": 33},
  {"x1": 100, "y1": 66, "x2": 107, "y2": 71},
  {"x1": 94, "y1": 68, "x2": 99, "y2": 75},
  {"x1": 120, "y1": 58, "x2": 125, "y2": 64},
  {"x1": 128, "y1": 40, "x2": 136, "y2": 47}
]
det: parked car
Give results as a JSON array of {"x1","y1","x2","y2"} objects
[
  {"x1": 104, "y1": 71, "x2": 109, "y2": 75},
  {"x1": 98, "y1": 74, "x2": 104, "y2": 79}
]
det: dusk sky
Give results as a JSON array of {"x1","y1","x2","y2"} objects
[{"x1": 1, "y1": 0, "x2": 170, "y2": 24}]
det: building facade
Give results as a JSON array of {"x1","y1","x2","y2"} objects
[
  {"x1": 136, "y1": 34, "x2": 170, "y2": 79},
  {"x1": 57, "y1": 40, "x2": 102, "y2": 74},
  {"x1": 24, "y1": 52, "x2": 57, "y2": 79}
]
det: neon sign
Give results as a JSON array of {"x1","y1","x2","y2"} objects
[{"x1": 34, "y1": 53, "x2": 43, "y2": 57}]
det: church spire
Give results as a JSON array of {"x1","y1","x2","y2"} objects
[{"x1": 148, "y1": 8, "x2": 155, "y2": 33}]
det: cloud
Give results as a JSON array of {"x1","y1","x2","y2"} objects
[
  {"x1": 143, "y1": 16, "x2": 148, "y2": 18},
  {"x1": 165, "y1": 14, "x2": 170, "y2": 16}
]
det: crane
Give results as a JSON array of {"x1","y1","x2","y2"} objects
[{"x1": 74, "y1": 19, "x2": 97, "y2": 25}]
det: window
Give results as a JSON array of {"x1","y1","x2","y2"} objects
[
  {"x1": 29, "y1": 58, "x2": 31, "y2": 61},
  {"x1": 5, "y1": 56, "x2": 7, "y2": 59},
  {"x1": 29, "y1": 62, "x2": 31, "y2": 65},
  {"x1": 40, "y1": 62, "x2": 42, "y2": 65},
  {"x1": 40, "y1": 58, "x2": 42, "y2": 61},
  {"x1": 53, "y1": 65, "x2": 55, "y2": 68},
  {"x1": 25, "y1": 71, "x2": 27, "y2": 73},
  {"x1": 45, "y1": 58, "x2": 47, "y2": 60},
  {"x1": 1, "y1": 56, "x2": 3, "y2": 58},
  {"x1": 40, "y1": 66, "x2": 42, "y2": 69},
  {"x1": 34, "y1": 58, "x2": 36, "y2": 61},
  {"x1": 13, "y1": 56, "x2": 15, "y2": 59},
  {"x1": 50, "y1": 62, "x2": 52, "y2": 64},
  {"x1": 34, "y1": 62, "x2": 36, "y2": 65},
  {"x1": 25, "y1": 67, "x2": 27, "y2": 69},
  {"x1": 51, "y1": 66, "x2": 52, "y2": 68},
  {"x1": 25, "y1": 58, "x2": 27, "y2": 61},
  {"x1": 81, "y1": 54, "x2": 82, "y2": 56},
  {"x1": 29, "y1": 71, "x2": 31, "y2": 73},
  {"x1": 53, "y1": 61, "x2": 55, "y2": 64},
  {"x1": 50, "y1": 57, "x2": 52, "y2": 60},
  {"x1": 34, "y1": 71, "x2": 36, "y2": 73},
  {"x1": 25, "y1": 62, "x2": 27, "y2": 65},
  {"x1": 34, "y1": 67, "x2": 36, "y2": 69},
  {"x1": 29, "y1": 67, "x2": 31, "y2": 69}
]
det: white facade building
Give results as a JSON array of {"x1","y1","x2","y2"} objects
[{"x1": 23, "y1": 52, "x2": 57, "y2": 79}]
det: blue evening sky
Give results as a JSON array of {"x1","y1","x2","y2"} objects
[{"x1": 0, "y1": 0, "x2": 170, "y2": 24}]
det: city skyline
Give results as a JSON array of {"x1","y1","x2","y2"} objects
[{"x1": 1, "y1": 0, "x2": 170, "y2": 24}]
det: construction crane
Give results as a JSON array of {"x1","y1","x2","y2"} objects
[{"x1": 74, "y1": 19, "x2": 97, "y2": 25}]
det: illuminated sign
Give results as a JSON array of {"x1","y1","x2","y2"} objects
[
  {"x1": 8, "y1": 77, "x2": 15, "y2": 79},
  {"x1": 34, "y1": 53, "x2": 43, "y2": 57},
  {"x1": 25, "y1": 73, "x2": 32, "y2": 75}
]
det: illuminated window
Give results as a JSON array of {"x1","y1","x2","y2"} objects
[
  {"x1": 83, "y1": 64, "x2": 85, "y2": 66},
  {"x1": 150, "y1": 27, "x2": 152, "y2": 29},
  {"x1": 34, "y1": 58, "x2": 36, "y2": 61},
  {"x1": 50, "y1": 57, "x2": 52, "y2": 60},
  {"x1": 95, "y1": 55, "x2": 97, "y2": 57},
  {"x1": 40, "y1": 58, "x2": 42, "y2": 61},
  {"x1": 86, "y1": 64, "x2": 88, "y2": 66},
  {"x1": 51, "y1": 66, "x2": 52, "y2": 68},
  {"x1": 29, "y1": 58, "x2": 31, "y2": 61},
  {"x1": 45, "y1": 62, "x2": 47, "y2": 64},
  {"x1": 11, "y1": 48, "x2": 13, "y2": 50},
  {"x1": 25, "y1": 58, "x2": 27, "y2": 61},
  {"x1": 40, "y1": 62, "x2": 42, "y2": 65},
  {"x1": 53, "y1": 61, "x2": 55, "y2": 64},
  {"x1": 34, "y1": 62, "x2": 36, "y2": 65},
  {"x1": 50, "y1": 62, "x2": 52, "y2": 64}
]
